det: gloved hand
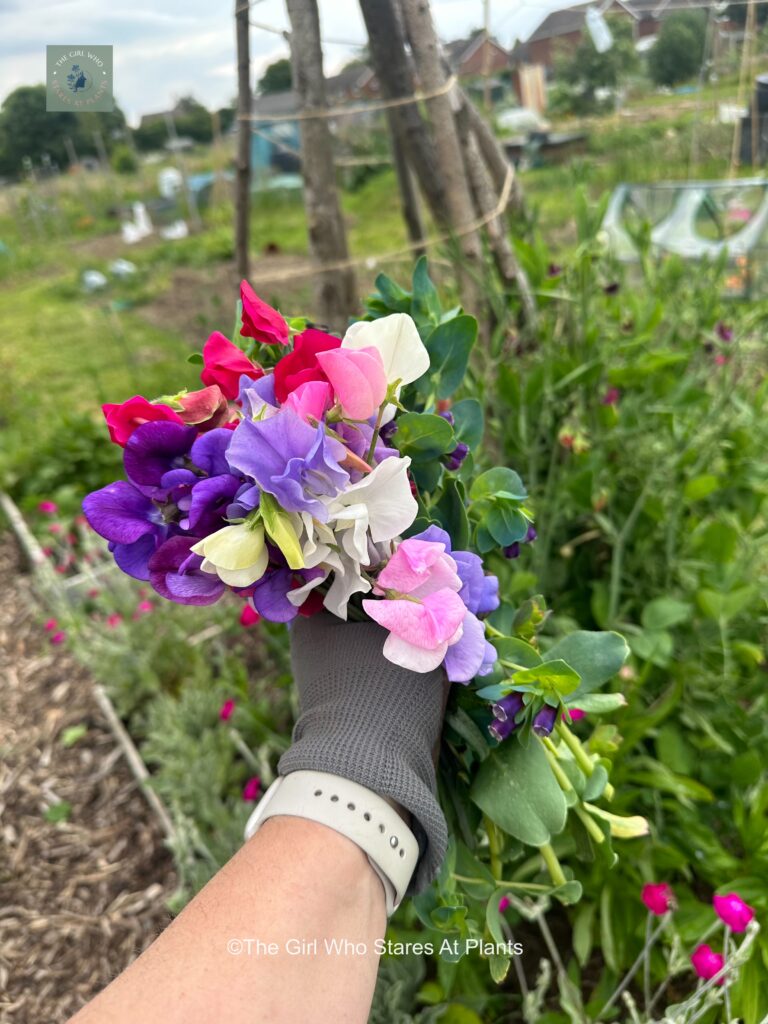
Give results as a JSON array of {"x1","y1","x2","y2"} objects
[{"x1": 277, "y1": 612, "x2": 449, "y2": 894}]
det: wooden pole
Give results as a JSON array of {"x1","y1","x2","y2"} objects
[
  {"x1": 235, "y1": 0, "x2": 252, "y2": 281},
  {"x1": 286, "y1": 0, "x2": 357, "y2": 327},
  {"x1": 387, "y1": 111, "x2": 425, "y2": 255}
]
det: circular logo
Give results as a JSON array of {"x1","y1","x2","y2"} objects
[{"x1": 66, "y1": 64, "x2": 92, "y2": 96}]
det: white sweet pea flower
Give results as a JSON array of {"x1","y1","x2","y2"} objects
[
  {"x1": 342, "y1": 314, "x2": 429, "y2": 421},
  {"x1": 325, "y1": 454, "x2": 417, "y2": 545},
  {"x1": 191, "y1": 522, "x2": 268, "y2": 588}
]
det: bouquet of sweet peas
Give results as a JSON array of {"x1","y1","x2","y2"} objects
[{"x1": 84, "y1": 259, "x2": 639, "y2": 970}]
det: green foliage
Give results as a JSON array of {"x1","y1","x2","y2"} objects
[
  {"x1": 111, "y1": 143, "x2": 138, "y2": 174},
  {"x1": 257, "y1": 58, "x2": 293, "y2": 95},
  {"x1": 551, "y1": 16, "x2": 639, "y2": 116},
  {"x1": 648, "y1": 11, "x2": 708, "y2": 87}
]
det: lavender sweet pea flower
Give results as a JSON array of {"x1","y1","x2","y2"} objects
[
  {"x1": 123, "y1": 421, "x2": 198, "y2": 500},
  {"x1": 83, "y1": 480, "x2": 169, "y2": 581},
  {"x1": 190, "y1": 428, "x2": 234, "y2": 477},
  {"x1": 250, "y1": 568, "x2": 299, "y2": 622},
  {"x1": 239, "y1": 373, "x2": 277, "y2": 420},
  {"x1": 227, "y1": 481, "x2": 261, "y2": 519},
  {"x1": 413, "y1": 525, "x2": 500, "y2": 617},
  {"x1": 335, "y1": 420, "x2": 397, "y2": 476},
  {"x1": 444, "y1": 611, "x2": 496, "y2": 683},
  {"x1": 148, "y1": 536, "x2": 225, "y2": 605},
  {"x1": 226, "y1": 408, "x2": 349, "y2": 521},
  {"x1": 185, "y1": 474, "x2": 242, "y2": 534}
]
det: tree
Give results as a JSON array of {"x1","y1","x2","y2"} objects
[
  {"x1": 257, "y1": 58, "x2": 293, "y2": 95},
  {"x1": 553, "y1": 16, "x2": 639, "y2": 114},
  {"x1": 173, "y1": 96, "x2": 213, "y2": 143},
  {"x1": 648, "y1": 11, "x2": 707, "y2": 87}
]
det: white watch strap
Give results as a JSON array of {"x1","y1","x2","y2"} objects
[{"x1": 244, "y1": 770, "x2": 419, "y2": 915}]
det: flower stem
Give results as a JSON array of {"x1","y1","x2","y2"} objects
[
  {"x1": 643, "y1": 911, "x2": 652, "y2": 1012},
  {"x1": 365, "y1": 401, "x2": 386, "y2": 464},
  {"x1": 539, "y1": 843, "x2": 567, "y2": 887},
  {"x1": 484, "y1": 815, "x2": 502, "y2": 881},
  {"x1": 574, "y1": 805, "x2": 606, "y2": 844},
  {"x1": 596, "y1": 914, "x2": 669, "y2": 1020},
  {"x1": 557, "y1": 722, "x2": 615, "y2": 800},
  {"x1": 541, "y1": 737, "x2": 574, "y2": 792}
]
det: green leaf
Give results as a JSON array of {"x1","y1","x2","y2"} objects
[
  {"x1": 512, "y1": 660, "x2": 581, "y2": 698},
  {"x1": 629, "y1": 629, "x2": 673, "y2": 667},
  {"x1": 494, "y1": 637, "x2": 542, "y2": 669},
  {"x1": 186, "y1": 352, "x2": 204, "y2": 365},
  {"x1": 61, "y1": 724, "x2": 88, "y2": 747},
  {"x1": 545, "y1": 631, "x2": 629, "y2": 699},
  {"x1": 565, "y1": 693, "x2": 626, "y2": 714},
  {"x1": 486, "y1": 504, "x2": 529, "y2": 546},
  {"x1": 423, "y1": 316, "x2": 477, "y2": 398},
  {"x1": 411, "y1": 256, "x2": 440, "y2": 326},
  {"x1": 697, "y1": 586, "x2": 756, "y2": 621},
  {"x1": 684, "y1": 474, "x2": 720, "y2": 501},
  {"x1": 641, "y1": 597, "x2": 691, "y2": 631},
  {"x1": 445, "y1": 709, "x2": 490, "y2": 761},
  {"x1": 471, "y1": 739, "x2": 567, "y2": 846},
  {"x1": 583, "y1": 765, "x2": 609, "y2": 801},
  {"x1": 470, "y1": 467, "x2": 527, "y2": 502},
  {"x1": 393, "y1": 412, "x2": 455, "y2": 462},
  {"x1": 572, "y1": 902, "x2": 595, "y2": 967},
  {"x1": 435, "y1": 478, "x2": 470, "y2": 550},
  {"x1": 45, "y1": 801, "x2": 72, "y2": 823},
  {"x1": 410, "y1": 460, "x2": 443, "y2": 494},
  {"x1": 474, "y1": 522, "x2": 497, "y2": 554},
  {"x1": 452, "y1": 398, "x2": 484, "y2": 449},
  {"x1": 374, "y1": 272, "x2": 412, "y2": 313}
]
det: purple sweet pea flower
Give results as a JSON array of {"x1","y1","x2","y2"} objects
[
  {"x1": 238, "y1": 373, "x2": 277, "y2": 419},
  {"x1": 190, "y1": 428, "x2": 234, "y2": 477},
  {"x1": 185, "y1": 474, "x2": 243, "y2": 534},
  {"x1": 444, "y1": 611, "x2": 496, "y2": 683},
  {"x1": 225, "y1": 408, "x2": 349, "y2": 521},
  {"x1": 335, "y1": 420, "x2": 397, "y2": 477},
  {"x1": 148, "y1": 536, "x2": 225, "y2": 605},
  {"x1": 413, "y1": 525, "x2": 500, "y2": 617},
  {"x1": 250, "y1": 568, "x2": 299, "y2": 622},
  {"x1": 226, "y1": 481, "x2": 261, "y2": 519},
  {"x1": 123, "y1": 421, "x2": 198, "y2": 500},
  {"x1": 83, "y1": 480, "x2": 169, "y2": 581}
]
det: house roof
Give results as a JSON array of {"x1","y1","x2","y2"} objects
[{"x1": 444, "y1": 33, "x2": 508, "y2": 69}]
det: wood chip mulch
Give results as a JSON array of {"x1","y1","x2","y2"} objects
[{"x1": 0, "y1": 536, "x2": 177, "y2": 1023}]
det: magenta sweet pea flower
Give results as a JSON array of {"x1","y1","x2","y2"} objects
[
  {"x1": 240, "y1": 604, "x2": 260, "y2": 627},
  {"x1": 243, "y1": 776, "x2": 262, "y2": 801},
  {"x1": 219, "y1": 698, "x2": 236, "y2": 721},
  {"x1": 201, "y1": 331, "x2": 263, "y2": 400},
  {"x1": 316, "y1": 345, "x2": 388, "y2": 421},
  {"x1": 713, "y1": 893, "x2": 755, "y2": 933},
  {"x1": 101, "y1": 395, "x2": 184, "y2": 448},
  {"x1": 283, "y1": 381, "x2": 334, "y2": 423},
  {"x1": 642, "y1": 882, "x2": 675, "y2": 916},
  {"x1": 239, "y1": 281, "x2": 289, "y2": 345},
  {"x1": 691, "y1": 944, "x2": 725, "y2": 984}
]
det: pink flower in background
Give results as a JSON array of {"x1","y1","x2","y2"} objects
[
  {"x1": 38, "y1": 500, "x2": 58, "y2": 515},
  {"x1": 87, "y1": 588, "x2": 100, "y2": 599},
  {"x1": 44, "y1": 618, "x2": 57, "y2": 632},
  {"x1": 498, "y1": 896, "x2": 511, "y2": 913},
  {"x1": 316, "y1": 346, "x2": 388, "y2": 420},
  {"x1": 219, "y1": 699, "x2": 236, "y2": 722},
  {"x1": 363, "y1": 538, "x2": 465, "y2": 673},
  {"x1": 564, "y1": 708, "x2": 586, "y2": 721},
  {"x1": 713, "y1": 893, "x2": 755, "y2": 933},
  {"x1": 49, "y1": 523, "x2": 62, "y2": 534},
  {"x1": 49, "y1": 631, "x2": 66, "y2": 646},
  {"x1": 716, "y1": 321, "x2": 733, "y2": 342},
  {"x1": 240, "y1": 604, "x2": 260, "y2": 627},
  {"x1": 601, "y1": 387, "x2": 621, "y2": 406},
  {"x1": 691, "y1": 944, "x2": 725, "y2": 984},
  {"x1": 642, "y1": 883, "x2": 675, "y2": 916},
  {"x1": 42, "y1": 546, "x2": 54, "y2": 557},
  {"x1": 106, "y1": 613, "x2": 123, "y2": 629},
  {"x1": 133, "y1": 599, "x2": 154, "y2": 618},
  {"x1": 715, "y1": 354, "x2": 728, "y2": 367},
  {"x1": 242, "y1": 776, "x2": 262, "y2": 801},
  {"x1": 55, "y1": 565, "x2": 67, "y2": 575}
]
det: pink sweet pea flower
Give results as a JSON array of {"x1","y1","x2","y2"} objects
[
  {"x1": 240, "y1": 604, "x2": 260, "y2": 627},
  {"x1": 283, "y1": 380, "x2": 334, "y2": 423},
  {"x1": 240, "y1": 281, "x2": 290, "y2": 345},
  {"x1": 38, "y1": 500, "x2": 58, "y2": 515},
  {"x1": 50, "y1": 631, "x2": 66, "y2": 645},
  {"x1": 363, "y1": 538, "x2": 466, "y2": 673},
  {"x1": 44, "y1": 618, "x2": 58, "y2": 631},
  {"x1": 642, "y1": 883, "x2": 675, "y2": 916},
  {"x1": 219, "y1": 698, "x2": 236, "y2": 722},
  {"x1": 316, "y1": 346, "x2": 388, "y2": 421},
  {"x1": 498, "y1": 895, "x2": 511, "y2": 913},
  {"x1": 691, "y1": 944, "x2": 725, "y2": 984},
  {"x1": 175, "y1": 385, "x2": 232, "y2": 431},
  {"x1": 242, "y1": 776, "x2": 262, "y2": 801},
  {"x1": 102, "y1": 396, "x2": 184, "y2": 447},
  {"x1": 201, "y1": 331, "x2": 264, "y2": 400},
  {"x1": 713, "y1": 893, "x2": 755, "y2": 933}
]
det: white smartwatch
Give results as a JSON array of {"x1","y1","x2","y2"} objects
[{"x1": 244, "y1": 770, "x2": 419, "y2": 915}]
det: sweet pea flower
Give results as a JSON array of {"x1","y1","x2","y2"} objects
[
  {"x1": 201, "y1": 331, "x2": 263, "y2": 400},
  {"x1": 713, "y1": 893, "x2": 755, "y2": 933},
  {"x1": 273, "y1": 328, "x2": 342, "y2": 403},
  {"x1": 283, "y1": 381, "x2": 333, "y2": 423},
  {"x1": 716, "y1": 321, "x2": 733, "y2": 343},
  {"x1": 101, "y1": 396, "x2": 184, "y2": 447},
  {"x1": 413, "y1": 526, "x2": 499, "y2": 617},
  {"x1": 239, "y1": 281, "x2": 289, "y2": 345},
  {"x1": 82, "y1": 479, "x2": 170, "y2": 581},
  {"x1": 174, "y1": 385, "x2": 232, "y2": 431},
  {"x1": 219, "y1": 698, "x2": 236, "y2": 721},
  {"x1": 691, "y1": 944, "x2": 725, "y2": 984},
  {"x1": 191, "y1": 521, "x2": 269, "y2": 589},
  {"x1": 38, "y1": 501, "x2": 58, "y2": 515},
  {"x1": 149, "y1": 536, "x2": 226, "y2": 605},
  {"x1": 242, "y1": 776, "x2": 262, "y2": 801},
  {"x1": 240, "y1": 603, "x2": 261, "y2": 627},
  {"x1": 316, "y1": 346, "x2": 388, "y2": 421},
  {"x1": 642, "y1": 883, "x2": 675, "y2": 916},
  {"x1": 123, "y1": 421, "x2": 198, "y2": 501},
  {"x1": 341, "y1": 313, "x2": 429, "y2": 421}
]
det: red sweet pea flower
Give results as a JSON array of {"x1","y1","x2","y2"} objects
[
  {"x1": 175, "y1": 385, "x2": 231, "y2": 431},
  {"x1": 273, "y1": 328, "x2": 342, "y2": 403},
  {"x1": 201, "y1": 331, "x2": 263, "y2": 400},
  {"x1": 102, "y1": 396, "x2": 184, "y2": 447},
  {"x1": 240, "y1": 280, "x2": 290, "y2": 345}
]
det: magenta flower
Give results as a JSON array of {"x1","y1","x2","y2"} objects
[
  {"x1": 38, "y1": 500, "x2": 58, "y2": 514},
  {"x1": 601, "y1": 387, "x2": 621, "y2": 406},
  {"x1": 240, "y1": 604, "x2": 260, "y2": 627},
  {"x1": 219, "y1": 698, "x2": 236, "y2": 722},
  {"x1": 242, "y1": 776, "x2": 262, "y2": 801},
  {"x1": 87, "y1": 588, "x2": 100, "y2": 599},
  {"x1": 49, "y1": 523, "x2": 62, "y2": 534},
  {"x1": 133, "y1": 599, "x2": 154, "y2": 618},
  {"x1": 44, "y1": 618, "x2": 57, "y2": 632},
  {"x1": 715, "y1": 321, "x2": 733, "y2": 343},
  {"x1": 713, "y1": 893, "x2": 755, "y2": 933},
  {"x1": 691, "y1": 944, "x2": 725, "y2": 984},
  {"x1": 642, "y1": 882, "x2": 675, "y2": 916},
  {"x1": 50, "y1": 631, "x2": 66, "y2": 645},
  {"x1": 106, "y1": 613, "x2": 123, "y2": 628},
  {"x1": 564, "y1": 708, "x2": 586, "y2": 721},
  {"x1": 498, "y1": 895, "x2": 511, "y2": 913},
  {"x1": 715, "y1": 354, "x2": 728, "y2": 367}
]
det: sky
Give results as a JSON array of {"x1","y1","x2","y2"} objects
[{"x1": 0, "y1": 0, "x2": 585, "y2": 126}]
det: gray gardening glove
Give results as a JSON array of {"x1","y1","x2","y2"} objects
[{"x1": 277, "y1": 612, "x2": 449, "y2": 894}]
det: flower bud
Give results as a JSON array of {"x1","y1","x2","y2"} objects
[
  {"x1": 492, "y1": 692, "x2": 525, "y2": 723},
  {"x1": 488, "y1": 715, "x2": 519, "y2": 743},
  {"x1": 532, "y1": 704, "x2": 557, "y2": 738},
  {"x1": 445, "y1": 442, "x2": 469, "y2": 471}
]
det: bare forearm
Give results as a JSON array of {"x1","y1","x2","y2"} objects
[{"x1": 70, "y1": 817, "x2": 387, "y2": 1024}]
